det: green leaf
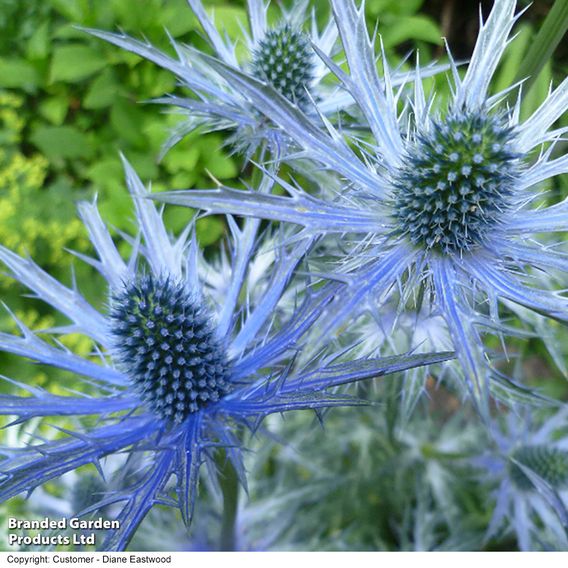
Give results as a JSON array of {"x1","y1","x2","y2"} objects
[
  {"x1": 521, "y1": 61, "x2": 553, "y2": 121},
  {"x1": 110, "y1": 98, "x2": 148, "y2": 148},
  {"x1": 196, "y1": 216, "x2": 225, "y2": 247},
  {"x1": 26, "y1": 21, "x2": 50, "y2": 61},
  {"x1": 38, "y1": 96, "x2": 69, "y2": 125},
  {"x1": 164, "y1": 207, "x2": 195, "y2": 234},
  {"x1": 87, "y1": 157, "x2": 124, "y2": 191},
  {"x1": 367, "y1": 0, "x2": 424, "y2": 17},
  {"x1": 514, "y1": 0, "x2": 568, "y2": 96},
  {"x1": 84, "y1": 69, "x2": 120, "y2": 109},
  {"x1": 204, "y1": 6, "x2": 247, "y2": 40},
  {"x1": 99, "y1": 190, "x2": 135, "y2": 231},
  {"x1": 52, "y1": 22, "x2": 92, "y2": 41},
  {"x1": 50, "y1": 44, "x2": 107, "y2": 83},
  {"x1": 125, "y1": 151, "x2": 158, "y2": 180},
  {"x1": 201, "y1": 141, "x2": 238, "y2": 180},
  {"x1": 381, "y1": 16, "x2": 442, "y2": 48},
  {"x1": 48, "y1": 0, "x2": 87, "y2": 22},
  {"x1": 162, "y1": 4, "x2": 199, "y2": 37},
  {"x1": 33, "y1": 178, "x2": 85, "y2": 222},
  {"x1": 162, "y1": 141, "x2": 201, "y2": 174},
  {"x1": 137, "y1": 67, "x2": 176, "y2": 98},
  {"x1": 0, "y1": 57, "x2": 40, "y2": 92},
  {"x1": 30, "y1": 125, "x2": 94, "y2": 160},
  {"x1": 108, "y1": 0, "x2": 161, "y2": 30},
  {"x1": 171, "y1": 171, "x2": 198, "y2": 188}
]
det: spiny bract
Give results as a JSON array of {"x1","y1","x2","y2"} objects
[
  {"x1": 111, "y1": 276, "x2": 231, "y2": 424},
  {"x1": 0, "y1": 160, "x2": 451, "y2": 550},
  {"x1": 157, "y1": 0, "x2": 568, "y2": 417}
]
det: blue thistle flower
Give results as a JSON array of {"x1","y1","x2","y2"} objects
[
  {"x1": 154, "y1": 0, "x2": 568, "y2": 416},
  {"x1": 83, "y1": 0, "x2": 448, "y2": 160},
  {"x1": 475, "y1": 409, "x2": 568, "y2": 550},
  {"x1": 0, "y1": 158, "x2": 450, "y2": 551}
]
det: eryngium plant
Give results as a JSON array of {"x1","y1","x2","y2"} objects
[
  {"x1": 0, "y1": 158, "x2": 450, "y2": 550},
  {"x1": 84, "y1": 0, "x2": 339, "y2": 159},
  {"x1": 154, "y1": 0, "x2": 568, "y2": 417},
  {"x1": 476, "y1": 409, "x2": 568, "y2": 550},
  {"x1": 85, "y1": 0, "x2": 446, "y2": 160}
]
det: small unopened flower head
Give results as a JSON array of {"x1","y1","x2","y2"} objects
[
  {"x1": 509, "y1": 445, "x2": 568, "y2": 491},
  {"x1": 252, "y1": 24, "x2": 315, "y2": 108},
  {"x1": 393, "y1": 110, "x2": 520, "y2": 253},
  {"x1": 111, "y1": 275, "x2": 232, "y2": 424}
]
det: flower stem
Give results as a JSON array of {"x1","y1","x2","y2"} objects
[{"x1": 219, "y1": 454, "x2": 240, "y2": 551}]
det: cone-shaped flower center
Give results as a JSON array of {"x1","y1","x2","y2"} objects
[
  {"x1": 252, "y1": 24, "x2": 315, "y2": 108},
  {"x1": 393, "y1": 110, "x2": 519, "y2": 253},
  {"x1": 509, "y1": 445, "x2": 568, "y2": 491},
  {"x1": 111, "y1": 276, "x2": 232, "y2": 424}
]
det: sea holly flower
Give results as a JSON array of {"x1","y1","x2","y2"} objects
[
  {"x1": 475, "y1": 409, "x2": 568, "y2": 550},
  {"x1": 0, "y1": 159, "x2": 450, "y2": 551},
  {"x1": 154, "y1": 0, "x2": 568, "y2": 416},
  {"x1": 84, "y1": 0, "x2": 447, "y2": 160},
  {"x1": 83, "y1": 0, "x2": 339, "y2": 159}
]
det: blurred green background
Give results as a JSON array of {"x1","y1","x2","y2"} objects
[{"x1": 0, "y1": 0, "x2": 566, "y2": 551}]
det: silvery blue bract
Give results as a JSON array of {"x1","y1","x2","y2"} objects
[
  {"x1": 85, "y1": 0, "x2": 446, "y2": 160},
  {"x1": 155, "y1": 0, "x2": 568, "y2": 418}
]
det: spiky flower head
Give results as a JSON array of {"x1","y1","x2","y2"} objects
[
  {"x1": 85, "y1": 0, "x2": 449, "y2": 161},
  {"x1": 160, "y1": 0, "x2": 568, "y2": 417},
  {"x1": 393, "y1": 111, "x2": 519, "y2": 253},
  {"x1": 83, "y1": 0, "x2": 340, "y2": 159},
  {"x1": 0, "y1": 160, "x2": 449, "y2": 550},
  {"x1": 476, "y1": 410, "x2": 568, "y2": 551},
  {"x1": 251, "y1": 24, "x2": 315, "y2": 108},
  {"x1": 111, "y1": 276, "x2": 231, "y2": 423},
  {"x1": 509, "y1": 445, "x2": 568, "y2": 492}
]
